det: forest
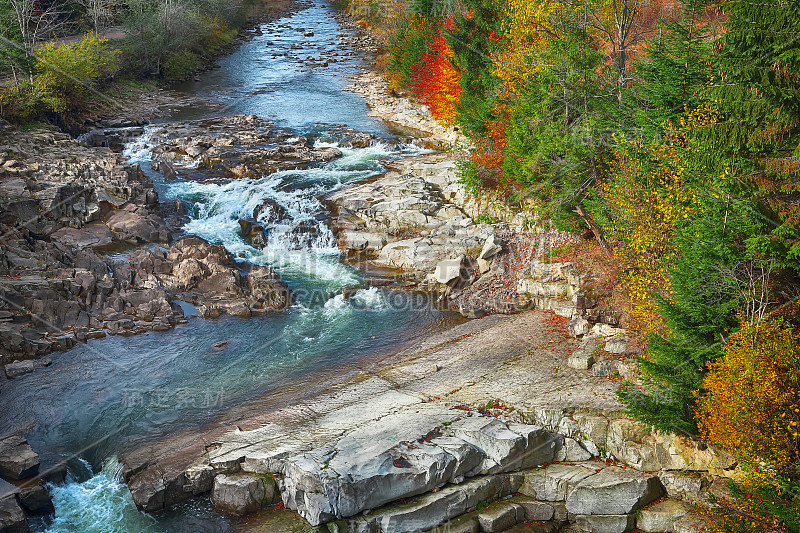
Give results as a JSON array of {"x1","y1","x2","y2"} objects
[
  {"x1": 0, "y1": 0, "x2": 263, "y2": 123},
  {"x1": 345, "y1": 0, "x2": 800, "y2": 528}
]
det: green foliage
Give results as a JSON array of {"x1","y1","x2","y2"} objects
[
  {"x1": 618, "y1": 197, "x2": 767, "y2": 435},
  {"x1": 163, "y1": 50, "x2": 202, "y2": 82},
  {"x1": 0, "y1": 81, "x2": 42, "y2": 122},
  {"x1": 387, "y1": 15, "x2": 433, "y2": 87},
  {"x1": 632, "y1": 5, "x2": 712, "y2": 136},
  {"x1": 447, "y1": 0, "x2": 502, "y2": 136},
  {"x1": 502, "y1": 25, "x2": 611, "y2": 230},
  {"x1": 34, "y1": 33, "x2": 119, "y2": 113}
]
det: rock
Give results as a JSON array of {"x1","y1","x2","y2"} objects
[
  {"x1": 434, "y1": 256, "x2": 466, "y2": 285},
  {"x1": 452, "y1": 419, "x2": 558, "y2": 474},
  {"x1": 357, "y1": 474, "x2": 519, "y2": 533},
  {"x1": 561, "y1": 437, "x2": 593, "y2": 462},
  {"x1": 508, "y1": 497, "x2": 555, "y2": 521},
  {"x1": 637, "y1": 499, "x2": 690, "y2": 532},
  {"x1": 605, "y1": 336, "x2": 627, "y2": 354},
  {"x1": 253, "y1": 198, "x2": 288, "y2": 223},
  {"x1": 478, "y1": 234, "x2": 502, "y2": 260},
  {"x1": 657, "y1": 472, "x2": 707, "y2": 503},
  {"x1": 4, "y1": 361, "x2": 34, "y2": 380},
  {"x1": 673, "y1": 512, "x2": 708, "y2": 533},
  {"x1": 0, "y1": 496, "x2": 29, "y2": 533},
  {"x1": 574, "y1": 514, "x2": 636, "y2": 533},
  {"x1": 567, "y1": 317, "x2": 591, "y2": 337},
  {"x1": 521, "y1": 463, "x2": 598, "y2": 501},
  {"x1": 591, "y1": 360, "x2": 622, "y2": 377},
  {"x1": 18, "y1": 482, "x2": 53, "y2": 514},
  {"x1": 568, "y1": 352, "x2": 595, "y2": 371},
  {"x1": 304, "y1": 30, "x2": 314, "y2": 36},
  {"x1": 565, "y1": 466, "x2": 662, "y2": 515},
  {"x1": 238, "y1": 219, "x2": 268, "y2": 248},
  {"x1": 477, "y1": 502, "x2": 523, "y2": 532},
  {"x1": 211, "y1": 473, "x2": 272, "y2": 517},
  {"x1": 0, "y1": 435, "x2": 39, "y2": 480},
  {"x1": 51, "y1": 223, "x2": 114, "y2": 248},
  {"x1": 591, "y1": 324, "x2": 625, "y2": 337},
  {"x1": 105, "y1": 207, "x2": 168, "y2": 243}
]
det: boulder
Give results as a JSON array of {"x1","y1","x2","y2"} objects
[
  {"x1": 18, "y1": 482, "x2": 53, "y2": 514},
  {"x1": 434, "y1": 256, "x2": 466, "y2": 284},
  {"x1": 105, "y1": 207, "x2": 168, "y2": 243},
  {"x1": 508, "y1": 497, "x2": 555, "y2": 521},
  {"x1": 0, "y1": 436, "x2": 39, "y2": 481},
  {"x1": 478, "y1": 234, "x2": 502, "y2": 260},
  {"x1": 4, "y1": 361, "x2": 34, "y2": 380},
  {"x1": 567, "y1": 317, "x2": 591, "y2": 337},
  {"x1": 637, "y1": 499, "x2": 690, "y2": 532},
  {"x1": 605, "y1": 336, "x2": 627, "y2": 354},
  {"x1": 568, "y1": 353, "x2": 595, "y2": 371},
  {"x1": 0, "y1": 496, "x2": 28, "y2": 533},
  {"x1": 452, "y1": 419, "x2": 558, "y2": 474},
  {"x1": 211, "y1": 473, "x2": 272, "y2": 517},
  {"x1": 565, "y1": 466, "x2": 662, "y2": 515},
  {"x1": 238, "y1": 219, "x2": 268, "y2": 248}
]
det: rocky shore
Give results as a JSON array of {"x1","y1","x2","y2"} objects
[{"x1": 0, "y1": 122, "x2": 292, "y2": 371}]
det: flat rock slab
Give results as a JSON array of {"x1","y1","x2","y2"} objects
[
  {"x1": 122, "y1": 312, "x2": 622, "y2": 520},
  {"x1": 565, "y1": 466, "x2": 662, "y2": 515},
  {"x1": 521, "y1": 463, "x2": 601, "y2": 501}
]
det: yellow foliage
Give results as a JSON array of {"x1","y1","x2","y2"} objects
[{"x1": 697, "y1": 318, "x2": 800, "y2": 471}]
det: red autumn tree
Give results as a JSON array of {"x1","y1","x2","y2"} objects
[{"x1": 409, "y1": 22, "x2": 462, "y2": 125}]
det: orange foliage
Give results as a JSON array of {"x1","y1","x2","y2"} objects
[
  {"x1": 697, "y1": 318, "x2": 800, "y2": 471},
  {"x1": 469, "y1": 117, "x2": 508, "y2": 190},
  {"x1": 409, "y1": 25, "x2": 462, "y2": 125}
]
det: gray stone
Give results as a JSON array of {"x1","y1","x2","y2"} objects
[
  {"x1": 562, "y1": 437, "x2": 593, "y2": 462},
  {"x1": 657, "y1": 472, "x2": 706, "y2": 503},
  {"x1": 508, "y1": 497, "x2": 554, "y2": 521},
  {"x1": 0, "y1": 435, "x2": 39, "y2": 481},
  {"x1": 591, "y1": 360, "x2": 622, "y2": 377},
  {"x1": 637, "y1": 499, "x2": 690, "y2": 532},
  {"x1": 604, "y1": 337, "x2": 627, "y2": 354},
  {"x1": 568, "y1": 353, "x2": 595, "y2": 371},
  {"x1": 575, "y1": 514, "x2": 636, "y2": 533},
  {"x1": 0, "y1": 496, "x2": 29, "y2": 533},
  {"x1": 567, "y1": 317, "x2": 591, "y2": 337},
  {"x1": 565, "y1": 466, "x2": 662, "y2": 515},
  {"x1": 477, "y1": 502, "x2": 523, "y2": 532},
  {"x1": 211, "y1": 473, "x2": 270, "y2": 517},
  {"x1": 452, "y1": 419, "x2": 557, "y2": 474},
  {"x1": 478, "y1": 235, "x2": 502, "y2": 260},
  {"x1": 367, "y1": 474, "x2": 518, "y2": 533},
  {"x1": 673, "y1": 513, "x2": 708, "y2": 533},
  {"x1": 521, "y1": 464, "x2": 598, "y2": 501},
  {"x1": 4, "y1": 361, "x2": 34, "y2": 380},
  {"x1": 434, "y1": 256, "x2": 466, "y2": 284}
]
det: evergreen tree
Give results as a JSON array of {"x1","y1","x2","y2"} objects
[
  {"x1": 447, "y1": 0, "x2": 502, "y2": 136},
  {"x1": 619, "y1": 197, "x2": 766, "y2": 435},
  {"x1": 631, "y1": 4, "x2": 711, "y2": 138}
]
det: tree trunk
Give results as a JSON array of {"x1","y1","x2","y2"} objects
[{"x1": 574, "y1": 203, "x2": 612, "y2": 258}]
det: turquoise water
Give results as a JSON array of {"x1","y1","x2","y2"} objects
[{"x1": 0, "y1": 2, "x2": 462, "y2": 531}]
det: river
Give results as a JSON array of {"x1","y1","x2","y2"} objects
[{"x1": 0, "y1": 2, "x2": 464, "y2": 531}]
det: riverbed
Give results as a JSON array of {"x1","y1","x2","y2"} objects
[{"x1": 0, "y1": 2, "x2": 467, "y2": 531}]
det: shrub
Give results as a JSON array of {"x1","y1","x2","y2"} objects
[
  {"x1": 163, "y1": 50, "x2": 202, "y2": 82},
  {"x1": 34, "y1": 33, "x2": 119, "y2": 113},
  {"x1": 697, "y1": 317, "x2": 800, "y2": 471}
]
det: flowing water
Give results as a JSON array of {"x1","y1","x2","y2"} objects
[{"x1": 0, "y1": 2, "x2": 464, "y2": 531}]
